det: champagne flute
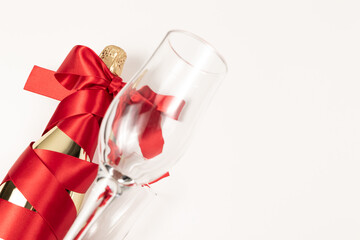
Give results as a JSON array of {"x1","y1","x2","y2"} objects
[{"x1": 66, "y1": 30, "x2": 228, "y2": 239}]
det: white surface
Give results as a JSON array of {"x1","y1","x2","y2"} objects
[{"x1": 0, "y1": 0, "x2": 360, "y2": 239}]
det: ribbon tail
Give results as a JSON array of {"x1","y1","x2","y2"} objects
[
  {"x1": 145, "y1": 172, "x2": 170, "y2": 186},
  {"x1": 24, "y1": 66, "x2": 74, "y2": 101}
]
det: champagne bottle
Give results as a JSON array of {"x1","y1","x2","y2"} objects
[{"x1": 0, "y1": 45, "x2": 127, "y2": 213}]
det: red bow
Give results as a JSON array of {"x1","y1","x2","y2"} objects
[
  {"x1": 108, "y1": 85, "x2": 185, "y2": 165},
  {"x1": 42, "y1": 45, "x2": 125, "y2": 157},
  {"x1": 0, "y1": 45, "x2": 125, "y2": 240}
]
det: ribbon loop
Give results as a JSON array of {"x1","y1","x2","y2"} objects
[
  {"x1": 8, "y1": 144, "x2": 78, "y2": 239},
  {"x1": 34, "y1": 148, "x2": 98, "y2": 193},
  {"x1": 54, "y1": 45, "x2": 118, "y2": 92},
  {"x1": 0, "y1": 198, "x2": 57, "y2": 240}
]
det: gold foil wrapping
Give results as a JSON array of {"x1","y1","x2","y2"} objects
[{"x1": 0, "y1": 46, "x2": 127, "y2": 213}]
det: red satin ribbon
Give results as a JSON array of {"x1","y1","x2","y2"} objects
[
  {"x1": 0, "y1": 45, "x2": 124, "y2": 240},
  {"x1": 108, "y1": 86, "x2": 185, "y2": 165}
]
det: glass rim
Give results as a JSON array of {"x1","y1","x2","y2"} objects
[{"x1": 165, "y1": 29, "x2": 228, "y2": 76}]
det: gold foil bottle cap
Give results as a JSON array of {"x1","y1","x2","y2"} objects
[{"x1": 99, "y1": 45, "x2": 127, "y2": 77}]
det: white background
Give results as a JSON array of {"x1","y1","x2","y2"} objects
[{"x1": 0, "y1": 0, "x2": 360, "y2": 239}]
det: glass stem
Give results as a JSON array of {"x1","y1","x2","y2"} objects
[{"x1": 64, "y1": 174, "x2": 119, "y2": 240}]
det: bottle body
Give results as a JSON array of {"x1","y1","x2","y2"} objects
[{"x1": 0, "y1": 45, "x2": 127, "y2": 213}]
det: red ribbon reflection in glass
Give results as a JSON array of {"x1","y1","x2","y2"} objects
[
  {"x1": 74, "y1": 186, "x2": 114, "y2": 240},
  {"x1": 107, "y1": 85, "x2": 186, "y2": 166}
]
